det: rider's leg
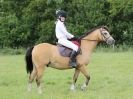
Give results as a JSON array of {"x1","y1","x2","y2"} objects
[
  {"x1": 69, "y1": 50, "x2": 78, "y2": 67},
  {"x1": 58, "y1": 38, "x2": 78, "y2": 67}
]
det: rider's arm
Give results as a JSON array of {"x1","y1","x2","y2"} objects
[{"x1": 60, "y1": 23, "x2": 74, "y2": 39}]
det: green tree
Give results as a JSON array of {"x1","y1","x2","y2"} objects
[{"x1": 0, "y1": 0, "x2": 133, "y2": 48}]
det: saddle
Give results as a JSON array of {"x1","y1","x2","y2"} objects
[{"x1": 57, "y1": 40, "x2": 81, "y2": 57}]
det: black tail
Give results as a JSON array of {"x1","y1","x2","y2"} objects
[{"x1": 25, "y1": 46, "x2": 34, "y2": 74}]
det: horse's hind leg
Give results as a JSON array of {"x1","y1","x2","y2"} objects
[
  {"x1": 28, "y1": 67, "x2": 37, "y2": 92},
  {"x1": 79, "y1": 65, "x2": 90, "y2": 91},
  {"x1": 36, "y1": 65, "x2": 45, "y2": 94},
  {"x1": 70, "y1": 69, "x2": 80, "y2": 91}
]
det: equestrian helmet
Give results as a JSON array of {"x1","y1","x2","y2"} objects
[{"x1": 56, "y1": 10, "x2": 67, "y2": 18}]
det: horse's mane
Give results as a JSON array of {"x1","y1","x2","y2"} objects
[{"x1": 79, "y1": 25, "x2": 109, "y2": 39}]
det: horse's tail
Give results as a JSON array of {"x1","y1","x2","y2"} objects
[{"x1": 25, "y1": 46, "x2": 34, "y2": 74}]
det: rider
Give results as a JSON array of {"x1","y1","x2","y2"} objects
[{"x1": 55, "y1": 10, "x2": 78, "y2": 68}]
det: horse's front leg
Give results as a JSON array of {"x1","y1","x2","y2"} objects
[
  {"x1": 70, "y1": 69, "x2": 80, "y2": 91},
  {"x1": 79, "y1": 65, "x2": 90, "y2": 91}
]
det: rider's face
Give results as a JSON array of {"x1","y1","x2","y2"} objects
[{"x1": 60, "y1": 16, "x2": 65, "y2": 22}]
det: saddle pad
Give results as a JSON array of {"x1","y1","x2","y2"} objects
[
  {"x1": 57, "y1": 44, "x2": 72, "y2": 57},
  {"x1": 57, "y1": 40, "x2": 81, "y2": 57}
]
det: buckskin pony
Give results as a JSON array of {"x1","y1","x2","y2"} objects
[{"x1": 25, "y1": 26, "x2": 115, "y2": 94}]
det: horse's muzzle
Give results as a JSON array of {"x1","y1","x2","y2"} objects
[{"x1": 106, "y1": 37, "x2": 115, "y2": 45}]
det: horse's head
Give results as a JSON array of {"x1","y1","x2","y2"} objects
[
  {"x1": 80, "y1": 26, "x2": 115, "y2": 45},
  {"x1": 99, "y1": 26, "x2": 115, "y2": 45}
]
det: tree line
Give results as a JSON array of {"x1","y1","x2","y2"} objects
[{"x1": 0, "y1": 0, "x2": 133, "y2": 48}]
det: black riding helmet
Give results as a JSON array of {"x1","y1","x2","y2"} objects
[{"x1": 56, "y1": 10, "x2": 67, "y2": 18}]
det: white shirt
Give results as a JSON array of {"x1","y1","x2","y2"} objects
[{"x1": 55, "y1": 20, "x2": 74, "y2": 39}]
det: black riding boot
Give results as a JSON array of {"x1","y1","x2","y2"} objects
[{"x1": 69, "y1": 50, "x2": 78, "y2": 68}]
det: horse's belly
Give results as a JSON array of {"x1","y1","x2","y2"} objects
[{"x1": 49, "y1": 58, "x2": 72, "y2": 70}]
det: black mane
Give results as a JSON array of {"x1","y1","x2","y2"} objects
[{"x1": 79, "y1": 26, "x2": 109, "y2": 39}]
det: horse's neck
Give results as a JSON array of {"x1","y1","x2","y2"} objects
[{"x1": 80, "y1": 30, "x2": 99, "y2": 58}]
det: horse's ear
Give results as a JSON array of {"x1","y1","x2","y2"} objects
[{"x1": 102, "y1": 26, "x2": 109, "y2": 32}]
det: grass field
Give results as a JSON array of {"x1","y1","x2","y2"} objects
[{"x1": 0, "y1": 52, "x2": 133, "y2": 99}]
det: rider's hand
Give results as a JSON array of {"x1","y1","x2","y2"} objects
[
  {"x1": 71, "y1": 36, "x2": 79, "y2": 40},
  {"x1": 68, "y1": 36, "x2": 79, "y2": 41}
]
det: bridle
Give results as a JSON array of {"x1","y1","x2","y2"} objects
[
  {"x1": 81, "y1": 28, "x2": 111, "y2": 42},
  {"x1": 100, "y1": 28, "x2": 111, "y2": 42}
]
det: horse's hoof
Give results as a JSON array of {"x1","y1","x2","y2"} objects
[
  {"x1": 70, "y1": 84, "x2": 76, "y2": 91},
  {"x1": 81, "y1": 87, "x2": 87, "y2": 91},
  {"x1": 27, "y1": 84, "x2": 32, "y2": 92},
  {"x1": 38, "y1": 89, "x2": 43, "y2": 94},
  {"x1": 38, "y1": 91, "x2": 43, "y2": 94},
  {"x1": 28, "y1": 88, "x2": 31, "y2": 92},
  {"x1": 38, "y1": 86, "x2": 43, "y2": 94},
  {"x1": 81, "y1": 83, "x2": 87, "y2": 91}
]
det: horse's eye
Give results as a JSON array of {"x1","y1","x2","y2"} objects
[{"x1": 104, "y1": 32, "x2": 107, "y2": 35}]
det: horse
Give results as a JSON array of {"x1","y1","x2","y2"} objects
[{"x1": 25, "y1": 26, "x2": 115, "y2": 94}]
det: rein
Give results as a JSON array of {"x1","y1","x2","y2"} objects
[{"x1": 81, "y1": 39, "x2": 99, "y2": 42}]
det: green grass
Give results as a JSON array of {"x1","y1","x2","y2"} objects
[{"x1": 0, "y1": 52, "x2": 133, "y2": 99}]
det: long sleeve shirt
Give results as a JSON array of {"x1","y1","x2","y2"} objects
[{"x1": 55, "y1": 20, "x2": 74, "y2": 39}]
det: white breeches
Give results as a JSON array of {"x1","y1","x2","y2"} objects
[{"x1": 58, "y1": 38, "x2": 78, "y2": 52}]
